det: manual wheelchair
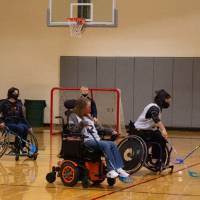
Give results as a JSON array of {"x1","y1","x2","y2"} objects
[
  {"x1": 0, "y1": 117, "x2": 38, "y2": 161},
  {"x1": 118, "y1": 121, "x2": 174, "y2": 174},
  {"x1": 46, "y1": 99, "x2": 117, "y2": 188}
]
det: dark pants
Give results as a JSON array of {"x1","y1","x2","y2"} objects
[
  {"x1": 7, "y1": 123, "x2": 29, "y2": 148},
  {"x1": 135, "y1": 130, "x2": 167, "y2": 161},
  {"x1": 85, "y1": 140, "x2": 124, "y2": 171}
]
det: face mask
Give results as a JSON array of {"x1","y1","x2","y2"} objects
[
  {"x1": 162, "y1": 101, "x2": 170, "y2": 109},
  {"x1": 82, "y1": 94, "x2": 88, "y2": 97},
  {"x1": 10, "y1": 93, "x2": 19, "y2": 100}
]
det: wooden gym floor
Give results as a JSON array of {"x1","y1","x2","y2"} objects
[{"x1": 0, "y1": 130, "x2": 200, "y2": 200}]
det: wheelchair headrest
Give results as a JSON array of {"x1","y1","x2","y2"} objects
[{"x1": 64, "y1": 99, "x2": 77, "y2": 110}]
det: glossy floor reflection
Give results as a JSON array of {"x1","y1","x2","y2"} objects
[{"x1": 0, "y1": 130, "x2": 200, "y2": 200}]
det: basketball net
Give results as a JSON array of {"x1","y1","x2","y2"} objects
[{"x1": 66, "y1": 18, "x2": 86, "y2": 38}]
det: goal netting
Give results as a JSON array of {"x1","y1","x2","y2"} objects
[{"x1": 50, "y1": 87, "x2": 126, "y2": 136}]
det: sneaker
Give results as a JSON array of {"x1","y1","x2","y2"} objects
[
  {"x1": 119, "y1": 176, "x2": 133, "y2": 183},
  {"x1": 106, "y1": 170, "x2": 119, "y2": 178},
  {"x1": 117, "y1": 168, "x2": 129, "y2": 178}
]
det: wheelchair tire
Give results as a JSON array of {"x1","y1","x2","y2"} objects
[
  {"x1": 60, "y1": 161, "x2": 79, "y2": 187},
  {"x1": 107, "y1": 178, "x2": 116, "y2": 186},
  {"x1": 118, "y1": 135, "x2": 147, "y2": 174},
  {"x1": 46, "y1": 172, "x2": 56, "y2": 183},
  {"x1": 144, "y1": 143, "x2": 170, "y2": 172},
  {"x1": 0, "y1": 129, "x2": 9, "y2": 158},
  {"x1": 26, "y1": 132, "x2": 38, "y2": 155}
]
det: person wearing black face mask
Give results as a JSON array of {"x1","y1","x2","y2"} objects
[
  {"x1": 0, "y1": 87, "x2": 32, "y2": 152},
  {"x1": 133, "y1": 89, "x2": 171, "y2": 164},
  {"x1": 80, "y1": 86, "x2": 98, "y2": 123}
]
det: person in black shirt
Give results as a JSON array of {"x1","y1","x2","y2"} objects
[
  {"x1": 80, "y1": 86, "x2": 98, "y2": 123},
  {"x1": 0, "y1": 87, "x2": 32, "y2": 150}
]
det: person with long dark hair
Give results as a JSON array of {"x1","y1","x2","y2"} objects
[{"x1": 134, "y1": 89, "x2": 172, "y2": 162}]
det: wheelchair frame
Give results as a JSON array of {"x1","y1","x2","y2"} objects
[
  {"x1": 0, "y1": 126, "x2": 38, "y2": 161},
  {"x1": 118, "y1": 135, "x2": 174, "y2": 174},
  {"x1": 46, "y1": 130, "x2": 117, "y2": 188}
]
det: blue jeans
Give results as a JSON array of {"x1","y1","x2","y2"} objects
[
  {"x1": 7, "y1": 123, "x2": 29, "y2": 147},
  {"x1": 85, "y1": 140, "x2": 124, "y2": 171}
]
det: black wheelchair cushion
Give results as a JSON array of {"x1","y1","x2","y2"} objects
[
  {"x1": 61, "y1": 138, "x2": 83, "y2": 159},
  {"x1": 60, "y1": 137, "x2": 102, "y2": 161}
]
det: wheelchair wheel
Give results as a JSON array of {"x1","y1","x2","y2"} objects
[
  {"x1": 118, "y1": 135, "x2": 147, "y2": 174},
  {"x1": 26, "y1": 132, "x2": 38, "y2": 159},
  {"x1": 60, "y1": 161, "x2": 79, "y2": 187},
  {"x1": 0, "y1": 129, "x2": 9, "y2": 158},
  {"x1": 144, "y1": 143, "x2": 170, "y2": 172},
  {"x1": 46, "y1": 172, "x2": 56, "y2": 183},
  {"x1": 107, "y1": 178, "x2": 116, "y2": 186}
]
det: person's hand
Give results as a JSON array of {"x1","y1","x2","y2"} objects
[
  {"x1": 93, "y1": 117, "x2": 98, "y2": 123},
  {"x1": 161, "y1": 129, "x2": 168, "y2": 140},
  {"x1": 28, "y1": 128, "x2": 33, "y2": 133},
  {"x1": 112, "y1": 130, "x2": 118, "y2": 135},
  {"x1": 0, "y1": 123, "x2": 5, "y2": 129},
  {"x1": 111, "y1": 130, "x2": 119, "y2": 141}
]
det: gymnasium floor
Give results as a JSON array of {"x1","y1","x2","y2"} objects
[{"x1": 0, "y1": 130, "x2": 200, "y2": 200}]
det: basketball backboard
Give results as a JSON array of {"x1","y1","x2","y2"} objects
[{"x1": 47, "y1": 0, "x2": 117, "y2": 27}]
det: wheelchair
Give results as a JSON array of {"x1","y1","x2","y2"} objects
[
  {"x1": 46, "y1": 99, "x2": 117, "y2": 188},
  {"x1": 0, "y1": 117, "x2": 38, "y2": 161},
  {"x1": 118, "y1": 121, "x2": 174, "y2": 174}
]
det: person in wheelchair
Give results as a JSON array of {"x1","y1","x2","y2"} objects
[
  {"x1": 133, "y1": 89, "x2": 171, "y2": 164},
  {"x1": 68, "y1": 98, "x2": 131, "y2": 181},
  {"x1": 0, "y1": 87, "x2": 32, "y2": 153}
]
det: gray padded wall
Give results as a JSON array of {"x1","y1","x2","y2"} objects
[
  {"x1": 134, "y1": 58, "x2": 154, "y2": 120},
  {"x1": 192, "y1": 58, "x2": 200, "y2": 127},
  {"x1": 96, "y1": 57, "x2": 116, "y2": 125},
  {"x1": 60, "y1": 56, "x2": 200, "y2": 128},
  {"x1": 96, "y1": 57, "x2": 115, "y2": 88},
  {"x1": 115, "y1": 57, "x2": 134, "y2": 124},
  {"x1": 60, "y1": 56, "x2": 78, "y2": 87},
  {"x1": 153, "y1": 58, "x2": 173, "y2": 126},
  {"x1": 173, "y1": 58, "x2": 193, "y2": 127},
  {"x1": 78, "y1": 57, "x2": 97, "y2": 87}
]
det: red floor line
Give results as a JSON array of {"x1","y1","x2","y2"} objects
[
  {"x1": 133, "y1": 191, "x2": 200, "y2": 197},
  {"x1": 90, "y1": 162, "x2": 200, "y2": 200}
]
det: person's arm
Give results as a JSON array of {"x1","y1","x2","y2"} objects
[
  {"x1": 68, "y1": 114, "x2": 87, "y2": 133},
  {"x1": 156, "y1": 121, "x2": 168, "y2": 139},
  {"x1": 18, "y1": 100, "x2": 32, "y2": 129},
  {"x1": 91, "y1": 99, "x2": 97, "y2": 120},
  {"x1": 0, "y1": 100, "x2": 5, "y2": 127},
  {"x1": 146, "y1": 106, "x2": 168, "y2": 139}
]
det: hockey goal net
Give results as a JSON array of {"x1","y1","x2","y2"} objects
[{"x1": 50, "y1": 87, "x2": 125, "y2": 135}]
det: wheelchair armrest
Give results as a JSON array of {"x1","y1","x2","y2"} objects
[
  {"x1": 63, "y1": 132, "x2": 85, "y2": 139},
  {"x1": 55, "y1": 116, "x2": 65, "y2": 127}
]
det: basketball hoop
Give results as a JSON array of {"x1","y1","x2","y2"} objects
[{"x1": 66, "y1": 18, "x2": 86, "y2": 38}]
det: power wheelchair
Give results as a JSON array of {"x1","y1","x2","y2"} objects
[
  {"x1": 118, "y1": 121, "x2": 174, "y2": 174},
  {"x1": 46, "y1": 99, "x2": 117, "y2": 188}
]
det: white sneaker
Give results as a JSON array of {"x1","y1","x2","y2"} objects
[
  {"x1": 117, "y1": 168, "x2": 129, "y2": 178},
  {"x1": 106, "y1": 170, "x2": 119, "y2": 178}
]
